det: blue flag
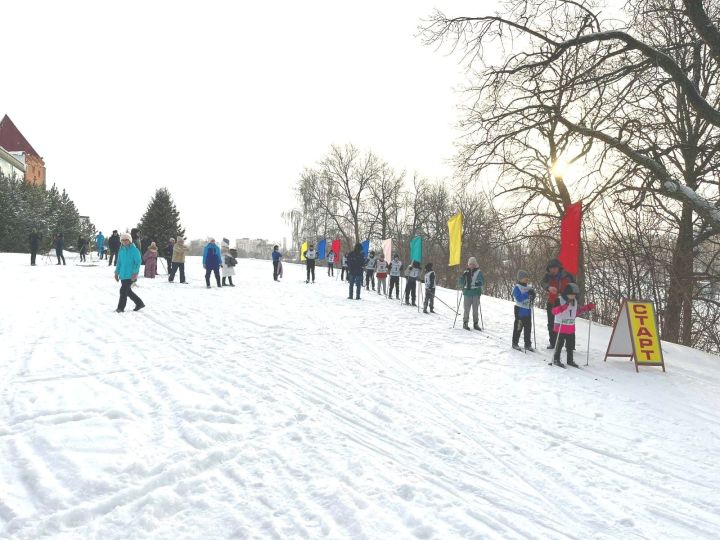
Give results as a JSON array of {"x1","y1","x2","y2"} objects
[
  {"x1": 317, "y1": 239, "x2": 327, "y2": 260},
  {"x1": 410, "y1": 235, "x2": 422, "y2": 263},
  {"x1": 361, "y1": 240, "x2": 369, "y2": 258}
]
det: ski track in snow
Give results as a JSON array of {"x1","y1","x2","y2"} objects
[{"x1": 2, "y1": 253, "x2": 720, "y2": 539}]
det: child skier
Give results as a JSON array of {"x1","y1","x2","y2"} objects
[
  {"x1": 365, "y1": 250, "x2": 377, "y2": 290},
  {"x1": 341, "y1": 253, "x2": 349, "y2": 282},
  {"x1": 388, "y1": 254, "x2": 403, "y2": 299},
  {"x1": 551, "y1": 283, "x2": 595, "y2": 368},
  {"x1": 404, "y1": 260, "x2": 421, "y2": 305},
  {"x1": 423, "y1": 263, "x2": 436, "y2": 313},
  {"x1": 375, "y1": 254, "x2": 389, "y2": 296},
  {"x1": 511, "y1": 270, "x2": 536, "y2": 351},
  {"x1": 303, "y1": 243, "x2": 317, "y2": 283},
  {"x1": 327, "y1": 249, "x2": 336, "y2": 276},
  {"x1": 459, "y1": 257, "x2": 484, "y2": 330}
]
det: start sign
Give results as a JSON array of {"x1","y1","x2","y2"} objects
[{"x1": 604, "y1": 299, "x2": 666, "y2": 372}]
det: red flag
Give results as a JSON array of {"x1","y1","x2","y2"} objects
[
  {"x1": 331, "y1": 239, "x2": 341, "y2": 262},
  {"x1": 558, "y1": 202, "x2": 582, "y2": 276}
]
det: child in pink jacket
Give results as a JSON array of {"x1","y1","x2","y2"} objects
[{"x1": 551, "y1": 283, "x2": 594, "y2": 368}]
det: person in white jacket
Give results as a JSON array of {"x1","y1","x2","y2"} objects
[{"x1": 327, "y1": 249, "x2": 336, "y2": 277}]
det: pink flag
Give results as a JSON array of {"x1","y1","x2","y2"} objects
[{"x1": 382, "y1": 238, "x2": 392, "y2": 262}]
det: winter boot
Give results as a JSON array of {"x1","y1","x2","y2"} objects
[
  {"x1": 512, "y1": 344, "x2": 522, "y2": 351},
  {"x1": 552, "y1": 355, "x2": 566, "y2": 368},
  {"x1": 525, "y1": 346, "x2": 535, "y2": 352},
  {"x1": 133, "y1": 303, "x2": 145, "y2": 312},
  {"x1": 222, "y1": 277, "x2": 226, "y2": 286},
  {"x1": 567, "y1": 359, "x2": 580, "y2": 368},
  {"x1": 423, "y1": 308, "x2": 428, "y2": 314},
  {"x1": 473, "y1": 323, "x2": 482, "y2": 331},
  {"x1": 463, "y1": 322, "x2": 471, "y2": 331},
  {"x1": 547, "y1": 343, "x2": 556, "y2": 349}
]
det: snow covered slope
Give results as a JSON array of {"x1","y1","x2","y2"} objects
[{"x1": 2, "y1": 252, "x2": 719, "y2": 539}]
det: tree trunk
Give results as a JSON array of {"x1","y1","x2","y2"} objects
[{"x1": 662, "y1": 204, "x2": 694, "y2": 343}]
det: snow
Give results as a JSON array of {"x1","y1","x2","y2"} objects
[{"x1": 2, "y1": 252, "x2": 720, "y2": 539}]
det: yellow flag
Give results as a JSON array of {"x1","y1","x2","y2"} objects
[
  {"x1": 448, "y1": 212, "x2": 463, "y2": 266},
  {"x1": 301, "y1": 241, "x2": 308, "y2": 262}
]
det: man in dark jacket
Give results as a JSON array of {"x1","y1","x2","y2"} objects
[
  {"x1": 29, "y1": 231, "x2": 41, "y2": 266},
  {"x1": 165, "y1": 238, "x2": 175, "y2": 274},
  {"x1": 541, "y1": 258, "x2": 576, "y2": 348},
  {"x1": 107, "y1": 230, "x2": 121, "y2": 266},
  {"x1": 346, "y1": 243, "x2": 365, "y2": 300},
  {"x1": 54, "y1": 233, "x2": 66, "y2": 265}
]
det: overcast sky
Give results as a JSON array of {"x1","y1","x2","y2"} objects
[{"x1": 4, "y1": 0, "x2": 492, "y2": 243}]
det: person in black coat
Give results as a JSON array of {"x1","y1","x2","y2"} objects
[
  {"x1": 107, "y1": 230, "x2": 121, "y2": 266},
  {"x1": 29, "y1": 231, "x2": 41, "y2": 266},
  {"x1": 78, "y1": 236, "x2": 88, "y2": 262},
  {"x1": 346, "y1": 243, "x2": 365, "y2": 300},
  {"x1": 54, "y1": 233, "x2": 66, "y2": 265},
  {"x1": 164, "y1": 238, "x2": 175, "y2": 274}
]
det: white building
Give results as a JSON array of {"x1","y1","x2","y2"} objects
[{"x1": 0, "y1": 146, "x2": 25, "y2": 180}]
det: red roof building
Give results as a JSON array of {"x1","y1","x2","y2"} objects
[{"x1": 0, "y1": 115, "x2": 46, "y2": 186}]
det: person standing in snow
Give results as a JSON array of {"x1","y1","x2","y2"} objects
[
  {"x1": 96, "y1": 231, "x2": 105, "y2": 260},
  {"x1": 551, "y1": 283, "x2": 595, "y2": 367},
  {"x1": 168, "y1": 236, "x2": 187, "y2": 283},
  {"x1": 327, "y1": 249, "x2": 336, "y2": 277},
  {"x1": 375, "y1": 253, "x2": 389, "y2": 296},
  {"x1": 340, "y1": 253, "x2": 348, "y2": 282},
  {"x1": 272, "y1": 245, "x2": 283, "y2": 281},
  {"x1": 54, "y1": 233, "x2": 66, "y2": 265},
  {"x1": 203, "y1": 238, "x2": 223, "y2": 288},
  {"x1": 404, "y1": 260, "x2": 421, "y2": 305},
  {"x1": 78, "y1": 235, "x2": 88, "y2": 262},
  {"x1": 388, "y1": 253, "x2": 403, "y2": 300},
  {"x1": 364, "y1": 250, "x2": 377, "y2": 290},
  {"x1": 511, "y1": 270, "x2": 535, "y2": 351},
  {"x1": 115, "y1": 233, "x2": 145, "y2": 312},
  {"x1": 423, "y1": 263, "x2": 436, "y2": 313},
  {"x1": 29, "y1": 230, "x2": 41, "y2": 266},
  {"x1": 347, "y1": 243, "x2": 365, "y2": 300},
  {"x1": 221, "y1": 240, "x2": 237, "y2": 287},
  {"x1": 130, "y1": 227, "x2": 141, "y2": 252},
  {"x1": 107, "y1": 230, "x2": 121, "y2": 266},
  {"x1": 164, "y1": 238, "x2": 175, "y2": 274},
  {"x1": 458, "y1": 257, "x2": 484, "y2": 330},
  {"x1": 143, "y1": 242, "x2": 159, "y2": 278},
  {"x1": 541, "y1": 258, "x2": 576, "y2": 349},
  {"x1": 303, "y1": 243, "x2": 317, "y2": 283}
]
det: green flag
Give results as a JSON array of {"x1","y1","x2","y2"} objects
[{"x1": 410, "y1": 235, "x2": 422, "y2": 263}]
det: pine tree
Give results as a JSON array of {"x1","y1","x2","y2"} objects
[{"x1": 137, "y1": 188, "x2": 185, "y2": 247}]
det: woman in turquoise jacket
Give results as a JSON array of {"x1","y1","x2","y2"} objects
[{"x1": 114, "y1": 233, "x2": 144, "y2": 312}]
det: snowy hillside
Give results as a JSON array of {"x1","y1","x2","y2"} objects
[{"x1": 2, "y1": 252, "x2": 719, "y2": 539}]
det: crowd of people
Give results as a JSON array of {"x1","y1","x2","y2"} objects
[{"x1": 272, "y1": 243, "x2": 595, "y2": 368}]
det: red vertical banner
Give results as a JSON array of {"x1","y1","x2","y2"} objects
[
  {"x1": 558, "y1": 202, "x2": 582, "y2": 276},
  {"x1": 331, "y1": 239, "x2": 341, "y2": 262}
]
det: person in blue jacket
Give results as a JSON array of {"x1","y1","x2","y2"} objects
[
  {"x1": 114, "y1": 233, "x2": 144, "y2": 312},
  {"x1": 511, "y1": 269, "x2": 535, "y2": 351},
  {"x1": 203, "y1": 238, "x2": 223, "y2": 288},
  {"x1": 272, "y1": 245, "x2": 283, "y2": 281},
  {"x1": 96, "y1": 231, "x2": 105, "y2": 259}
]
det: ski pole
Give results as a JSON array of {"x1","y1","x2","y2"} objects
[
  {"x1": 586, "y1": 311, "x2": 592, "y2": 367},
  {"x1": 531, "y1": 299, "x2": 537, "y2": 350},
  {"x1": 452, "y1": 289, "x2": 462, "y2": 328},
  {"x1": 479, "y1": 294, "x2": 484, "y2": 330}
]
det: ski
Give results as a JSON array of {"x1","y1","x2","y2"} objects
[{"x1": 548, "y1": 361, "x2": 567, "y2": 368}]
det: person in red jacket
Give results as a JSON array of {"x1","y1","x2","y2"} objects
[
  {"x1": 551, "y1": 283, "x2": 595, "y2": 367},
  {"x1": 541, "y1": 258, "x2": 575, "y2": 349}
]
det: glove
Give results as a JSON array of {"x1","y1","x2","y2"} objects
[
  {"x1": 528, "y1": 289, "x2": 536, "y2": 300},
  {"x1": 585, "y1": 302, "x2": 596, "y2": 311},
  {"x1": 114, "y1": 273, "x2": 119, "y2": 282}
]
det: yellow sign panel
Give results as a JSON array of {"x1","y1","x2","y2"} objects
[
  {"x1": 626, "y1": 301, "x2": 662, "y2": 364},
  {"x1": 300, "y1": 241, "x2": 308, "y2": 262}
]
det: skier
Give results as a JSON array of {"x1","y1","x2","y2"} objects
[
  {"x1": 423, "y1": 262, "x2": 436, "y2": 313},
  {"x1": 551, "y1": 283, "x2": 595, "y2": 368},
  {"x1": 459, "y1": 257, "x2": 484, "y2": 330},
  {"x1": 511, "y1": 270, "x2": 536, "y2": 351},
  {"x1": 54, "y1": 233, "x2": 66, "y2": 265},
  {"x1": 365, "y1": 250, "x2": 377, "y2": 290},
  {"x1": 29, "y1": 230, "x2": 41, "y2": 266},
  {"x1": 340, "y1": 253, "x2": 348, "y2": 282},
  {"x1": 221, "y1": 240, "x2": 237, "y2": 287},
  {"x1": 115, "y1": 233, "x2": 145, "y2": 312},
  {"x1": 347, "y1": 243, "x2": 364, "y2": 300},
  {"x1": 203, "y1": 238, "x2": 222, "y2": 288},
  {"x1": 78, "y1": 235, "x2": 88, "y2": 262},
  {"x1": 168, "y1": 236, "x2": 187, "y2": 283},
  {"x1": 164, "y1": 238, "x2": 175, "y2": 274},
  {"x1": 388, "y1": 253, "x2": 403, "y2": 300},
  {"x1": 541, "y1": 258, "x2": 576, "y2": 349},
  {"x1": 272, "y1": 245, "x2": 282, "y2": 281},
  {"x1": 107, "y1": 230, "x2": 121, "y2": 266},
  {"x1": 96, "y1": 231, "x2": 105, "y2": 260},
  {"x1": 376, "y1": 253, "x2": 389, "y2": 296},
  {"x1": 143, "y1": 242, "x2": 159, "y2": 278},
  {"x1": 327, "y1": 249, "x2": 336, "y2": 276},
  {"x1": 303, "y1": 243, "x2": 317, "y2": 283},
  {"x1": 404, "y1": 260, "x2": 421, "y2": 305}
]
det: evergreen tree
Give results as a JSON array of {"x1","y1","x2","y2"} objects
[{"x1": 137, "y1": 188, "x2": 185, "y2": 246}]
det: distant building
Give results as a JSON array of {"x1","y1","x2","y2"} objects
[
  {"x1": 235, "y1": 238, "x2": 277, "y2": 259},
  {"x1": 0, "y1": 145, "x2": 25, "y2": 180},
  {"x1": 0, "y1": 115, "x2": 46, "y2": 186}
]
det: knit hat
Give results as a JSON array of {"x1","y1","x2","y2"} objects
[
  {"x1": 119, "y1": 233, "x2": 132, "y2": 242},
  {"x1": 517, "y1": 269, "x2": 529, "y2": 282},
  {"x1": 425, "y1": 263, "x2": 433, "y2": 271},
  {"x1": 468, "y1": 257, "x2": 479, "y2": 268},
  {"x1": 221, "y1": 239, "x2": 230, "y2": 248},
  {"x1": 563, "y1": 283, "x2": 580, "y2": 296},
  {"x1": 547, "y1": 258, "x2": 562, "y2": 270}
]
